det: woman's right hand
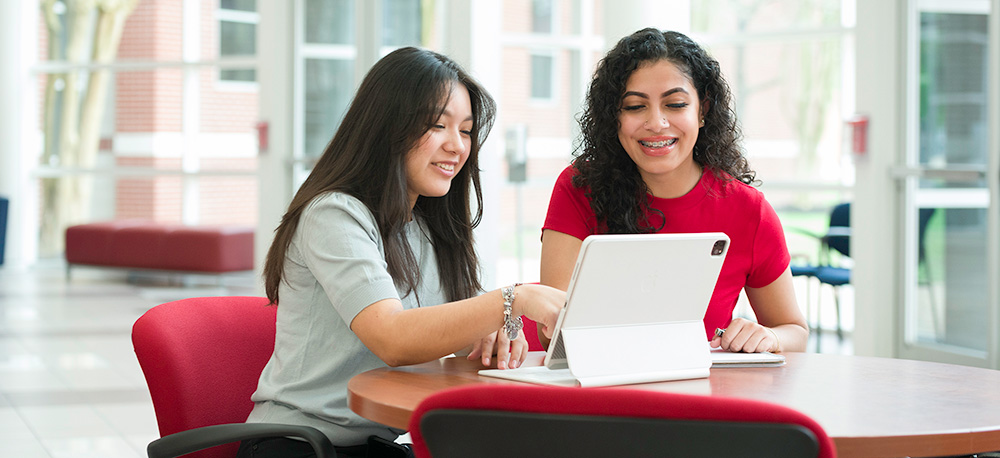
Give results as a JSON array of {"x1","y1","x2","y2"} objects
[{"x1": 511, "y1": 283, "x2": 565, "y2": 339}]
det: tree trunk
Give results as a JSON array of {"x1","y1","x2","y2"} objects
[
  {"x1": 38, "y1": 0, "x2": 137, "y2": 256},
  {"x1": 76, "y1": 0, "x2": 137, "y2": 226}
]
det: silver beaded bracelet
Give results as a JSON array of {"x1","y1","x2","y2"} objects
[{"x1": 501, "y1": 283, "x2": 523, "y2": 340}]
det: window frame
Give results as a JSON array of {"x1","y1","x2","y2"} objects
[
  {"x1": 216, "y1": 4, "x2": 260, "y2": 88},
  {"x1": 529, "y1": 49, "x2": 558, "y2": 104}
]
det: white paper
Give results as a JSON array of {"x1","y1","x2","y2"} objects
[{"x1": 710, "y1": 349, "x2": 785, "y2": 366}]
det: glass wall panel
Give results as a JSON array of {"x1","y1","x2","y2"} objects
[
  {"x1": 707, "y1": 38, "x2": 847, "y2": 191},
  {"x1": 297, "y1": 0, "x2": 421, "y2": 173},
  {"x1": 383, "y1": 0, "x2": 422, "y2": 47},
  {"x1": 220, "y1": 21, "x2": 257, "y2": 81},
  {"x1": 909, "y1": 12, "x2": 991, "y2": 353},
  {"x1": 303, "y1": 58, "x2": 354, "y2": 159},
  {"x1": 33, "y1": 0, "x2": 260, "y2": 257},
  {"x1": 691, "y1": 0, "x2": 854, "y2": 345},
  {"x1": 692, "y1": 0, "x2": 842, "y2": 33},
  {"x1": 305, "y1": 0, "x2": 354, "y2": 45},
  {"x1": 495, "y1": 0, "x2": 596, "y2": 284},
  {"x1": 530, "y1": 53, "x2": 555, "y2": 100},
  {"x1": 221, "y1": 0, "x2": 257, "y2": 12},
  {"x1": 919, "y1": 14, "x2": 990, "y2": 171},
  {"x1": 692, "y1": 0, "x2": 852, "y2": 211},
  {"x1": 532, "y1": 0, "x2": 554, "y2": 33}
]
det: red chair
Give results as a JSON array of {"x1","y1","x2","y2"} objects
[
  {"x1": 132, "y1": 296, "x2": 335, "y2": 458},
  {"x1": 520, "y1": 315, "x2": 544, "y2": 351},
  {"x1": 409, "y1": 384, "x2": 836, "y2": 458}
]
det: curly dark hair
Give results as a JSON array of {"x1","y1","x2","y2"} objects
[{"x1": 572, "y1": 28, "x2": 755, "y2": 234}]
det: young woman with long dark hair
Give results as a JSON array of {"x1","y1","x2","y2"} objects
[{"x1": 239, "y1": 47, "x2": 564, "y2": 458}]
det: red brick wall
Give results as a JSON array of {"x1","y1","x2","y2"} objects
[
  {"x1": 199, "y1": 0, "x2": 258, "y2": 134},
  {"x1": 115, "y1": 157, "x2": 183, "y2": 222},
  {"x1": 499, "y1": 0, "x2": 587, "y2": 151},
  {"x1": 111, "y1": 0, "x2": 258, "y2": 225},
  {"x1": 114, "y1": 157, "x2": 258, "y2": 225},
  {"x1": 118, "y1": 0, "x2": 183, "y2": 133},
  {"x1": 500, "y1": 47, "x2": 573, "y2": 139},
  {"x1": 198, "y1": 158, "x2": 258, "y2": 224}
]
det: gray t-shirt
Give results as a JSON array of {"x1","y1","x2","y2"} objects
[{"x1": 246, "y1": 192, "x2": 446, "y2": 446}]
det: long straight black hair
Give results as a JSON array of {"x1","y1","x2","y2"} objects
[{"x1": 264, "y1": 47, "x2": 497, "y2": 305}]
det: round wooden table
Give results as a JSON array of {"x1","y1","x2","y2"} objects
[{"x1": 349, "y1": 351, "x2": 1000, "y2": 458}]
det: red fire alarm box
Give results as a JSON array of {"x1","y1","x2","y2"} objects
[
  {"x1": 846, "y1": 115, "x2": 869, "y2": 156},
  {"x1": 255, "y1": 121, "x2": 269, "y2": 154}
]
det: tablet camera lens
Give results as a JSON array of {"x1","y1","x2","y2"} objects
[{"x1": 712, "y1": 240, "x2": 726, "y2": 256}]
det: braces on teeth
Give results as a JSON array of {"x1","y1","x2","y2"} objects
[{"x1": 640, "y1": 138, "x2": 676, "y2": 148}]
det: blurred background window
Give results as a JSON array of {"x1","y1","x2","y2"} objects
[{"x1": 219, "y1": 0, "x2": 258, "y2": 83}]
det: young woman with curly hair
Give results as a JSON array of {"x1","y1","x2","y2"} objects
[
  {"x1": 540, "y1": 28, "x2": 807, "y2": 354},
  {"x1": 240, "y1": 47, "x2": 564, "y2": 458}
]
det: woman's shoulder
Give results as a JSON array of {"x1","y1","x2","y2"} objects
[
  {"x1": 706, "y1": 169, "x2": 764, "y2": 203},
  {"x1": 302, "y1": 192, "x2": 377, "y2": 228},
  {"x1": 551, "y1": 164, "x2": 590, "y2": 199},
  {"x1": 557, "y1": 164, "x2": 578, "y2": 180},
  {"x1": 306, "y1": 191, "x2": 366, "y2": 211},
  {"x1": 557, "y1": 163, "x2": 591, "y2": 188}
]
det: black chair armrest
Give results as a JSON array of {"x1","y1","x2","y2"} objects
[{"x1": 146, "y1": 422, "x2": 337, "y2": 458}]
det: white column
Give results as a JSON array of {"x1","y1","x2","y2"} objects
[
  {"x1": 441, "y1": 0, "x2": 503, "y2": 289},
  {"x1": 0, "y1": 1, "x2": 38, "y2": 268},
  {"x1": 255, "y1": 0, "x2": 297, "y2": 292},
  {"x1": 851, "y1": 0, "x2": 904, "y2": 357},
  {"x1": 182, "y1": 0, "x2": 202, "y2": 225},
  {"x1": 356, "y1": 0, "x2": 380, "y2": 77}
]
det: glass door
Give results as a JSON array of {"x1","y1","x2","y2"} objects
[{"x1": 897, "y1": 0, "x2": 999, "y2": 368}]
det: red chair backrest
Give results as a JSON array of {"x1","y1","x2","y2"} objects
[
  {"x1": 409, "y1": 384, "x2": 837, "y2": 458},
  {"x1": 520, "y1": 315, "x2": 544, "y2": 351},
  {"x1": 132, "y1": 296, "x2": 275, "y2": 458}
]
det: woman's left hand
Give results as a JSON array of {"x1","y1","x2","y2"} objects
[
  {"x1": 467, "y1": 329, "x2": 528, "y2": 369},
  {"x1": 710, "y1": 317, "x2": 779, "y2": 353}
]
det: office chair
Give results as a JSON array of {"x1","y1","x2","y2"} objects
[
  {"x1": 790, "y1": 204, "x2": 938, "y2": 347},
  {"x1": 132, "y1": 296, "x2": 336, "y2": 458},
  {"x1": 409, "y1": 384, "x2": 836, "y2": 458},
  {"x1": 790, "y1": 263, "x2": 820, "y2": 330},
  {"x1": 518, "y1": 282, "x2": 546, "y2": 351},
  {"x1": 521, "y1": 315, "x2": 544, "y2": 351},
  {"x1": 786, "y1": 202, "x2": 851, "y2": 345}
]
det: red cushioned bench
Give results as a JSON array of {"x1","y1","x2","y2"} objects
[{"x1": 65, "y1": 221, "x2": 254, "y2": 280}]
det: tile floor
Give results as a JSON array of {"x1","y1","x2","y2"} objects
[
  {"x1": 0, "y1": 260, "x2": 851, "y2": 458},
  {"x1": 0, "y1": 260, "x2": 256, "y2": 458}
]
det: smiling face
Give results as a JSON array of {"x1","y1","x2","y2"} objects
[
  {"x1": 617, "y1": 59, "x2": 704, "y2": 198},
  {"x1": 405, "y1": 82, "x2": 474, "y2": 208}
]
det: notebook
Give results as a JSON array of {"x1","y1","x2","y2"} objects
[{"x1": 480, "y1": 232, "x2": 742, "y2": 387}]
